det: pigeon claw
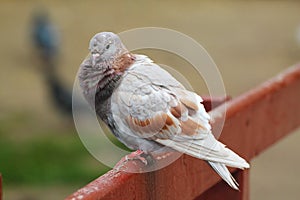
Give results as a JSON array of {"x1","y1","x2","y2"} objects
[{"x1": 114, "y1": 150, "x2": 154, "y2": 171}]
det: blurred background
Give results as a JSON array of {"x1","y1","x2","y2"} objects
[{"x1": 0, "y1": 0, "x2": 300, "y2": 199}]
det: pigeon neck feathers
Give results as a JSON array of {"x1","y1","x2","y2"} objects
[{"x1": 94, "y1": 52, "x2": 135, "y2": 104}]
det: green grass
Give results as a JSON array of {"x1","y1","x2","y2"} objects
[
  {"x1": 0, "y1": 134, "x2": 111, "y2": 186},
  {"x1": 0, "y1": 112, "x2": 111, "y2": 186}
]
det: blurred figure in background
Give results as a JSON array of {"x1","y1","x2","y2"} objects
[
  {"x1": 32, "y1": 9, "x2": 59, "y2": 63},
  {"x1": 31, "y1": 9, "x2": 73, "y2": 117}
]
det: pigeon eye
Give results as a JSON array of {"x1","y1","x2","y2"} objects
[{"x1": 106, "y1": 44, "x2": 110, "y2": 49}]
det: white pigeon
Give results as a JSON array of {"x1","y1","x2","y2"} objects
[{"x1": 79, "y1": 32, "x2": 250, "y2": 190}]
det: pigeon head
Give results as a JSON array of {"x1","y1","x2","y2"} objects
[
  {"x1": 79, "y1": 32, "x2": 134, "y2": 107},
  {"x1": 89, "y1": 32, "x2": 127, "y2": 64}
]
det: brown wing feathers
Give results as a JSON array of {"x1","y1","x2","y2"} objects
[{"x1": 126, "y1": 97, "x2": 208, "y2": 139}]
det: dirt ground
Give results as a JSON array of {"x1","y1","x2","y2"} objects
[{"x1": 1, "y1": 0, "x2": 300, "y2": 199}]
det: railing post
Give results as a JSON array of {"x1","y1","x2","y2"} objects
[
  {"x1": 195, "y1": 169, "x2": 249, "y2": 200},
  {"x1": 236, "y1": 169, "x2": 250, "y2": 200}
]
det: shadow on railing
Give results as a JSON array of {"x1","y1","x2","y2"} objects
[{"x1": 66, "y1": 64, "x2": 300, "y2": 200}]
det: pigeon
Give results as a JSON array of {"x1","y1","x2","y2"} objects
[
  {"x1": 31, "y1": 10, "x2": 77, "y2": 117},
  {"x1": 78, "y1": 32, "x2": 250, "y2": 190},
  {"x1": 31, "y1": 10, "x2": 59, "y2": 61}
]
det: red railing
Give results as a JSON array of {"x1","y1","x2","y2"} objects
[{"x1": 66, "y1": 64, "x2": 300, "y2": 200}]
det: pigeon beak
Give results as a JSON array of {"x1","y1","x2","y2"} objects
[{"x1": 91, "y1": 52, "x2": 100, "y2": 66}]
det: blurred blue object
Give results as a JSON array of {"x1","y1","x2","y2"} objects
[
  {"x1": 30, "y1": 9, "x2": 86, "y2": 118},
  {"x1": 32, "y1": 10, "x2": 59, "y2": 61},
  {"x1": 31, "y1": 9, "x2": 74, "y2": 117}
]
